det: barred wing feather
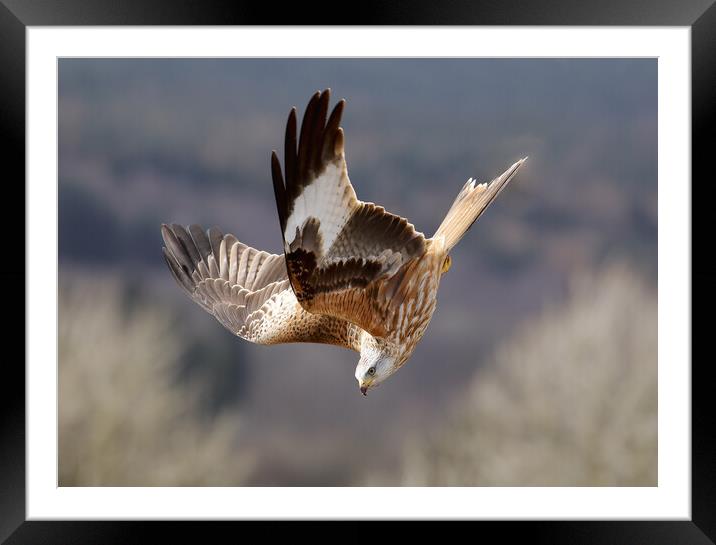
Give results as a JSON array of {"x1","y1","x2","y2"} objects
[{"x1": 161, "y1": 223, "x2": 357, "y2": 349}]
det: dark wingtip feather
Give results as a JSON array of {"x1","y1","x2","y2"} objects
[
  {"x1": 323, "y1": 100, "x2": 345, "y2": 161},
  {"x1": 312, "y1": 91, "x2": 330, "y2": 171},
  {"x1": 161, "y1": 224, "x2": 193, "y2": 273},
  {"x1": 297, "y1": 91, "x2": 321, "y2": 182},
  {"x1": 271, "y1": 150, "x2": 287, "y2": 234},
  {"x1": 160, "y1": 223, "x2": 173, "y2": 244},
  {"x1": 284, "y1": 108, "x2": 297, "y2": 188},
  {"x1": 208, "y1": 226, "x2": 224, "y2": 263},
  {"x1": 162, "y1": 246, "x2": 195, "y2": 294},
  {"x1": 170, "y1": 223, "x2": 202, "y2": 268},
  {"x1": 189, "y1": 224, "x2": 212, "y2": 262}
]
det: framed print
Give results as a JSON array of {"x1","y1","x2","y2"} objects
[{"x1": 3, "y1": 0, "x2": 710, "y2": 542}]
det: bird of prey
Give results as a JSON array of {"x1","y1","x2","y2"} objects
[{"x1": 161, "y1": 89, "x2": 525, "y2": 395}]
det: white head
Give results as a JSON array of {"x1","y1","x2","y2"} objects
[{"x1": 355, "y1": 334, "x2": 402, "y2": 395}]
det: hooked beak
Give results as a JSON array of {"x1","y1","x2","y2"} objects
[{"x1": 360, "y1": 385, "x2": 368, "y2": 396}]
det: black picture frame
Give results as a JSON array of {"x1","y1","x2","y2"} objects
[{"x1": 2, "y1": 1, "x2": 710, "y2": 542}]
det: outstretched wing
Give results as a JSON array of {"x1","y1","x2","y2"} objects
[
  {"x1": 271, "y1": 89, "x2": 427, "y2": 338},
  {"x1": 161, "y1": 223, "x2": 358, "y2": 349}
]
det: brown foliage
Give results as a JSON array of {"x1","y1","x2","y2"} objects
[
  {"x1": 393, "y1": 264, "x2": 657, "y2": 486},
  {"x1": 59, "y1": 276, "x2": 254, "y2": 486}
]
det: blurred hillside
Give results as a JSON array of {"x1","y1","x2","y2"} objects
[
  {"x1": 59, "y1": 273, "x2": 253, "y2": 485},
  {"x1": 58, "y1": 59, "x2": 657, "y2": 486},
  {"x1": 376, "y1": 264, "x2": 657, "y2": 486}
]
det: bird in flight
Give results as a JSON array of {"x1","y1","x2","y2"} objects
[{"x1": 161, "y1": 89, "x2": 526, "y2": 395}]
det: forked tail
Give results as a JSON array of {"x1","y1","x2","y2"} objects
[{"x1": 433, "y1": 158, "x2": 527, "y2": 251}]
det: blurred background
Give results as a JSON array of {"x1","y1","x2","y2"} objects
[{"x1": 58, "y1": 58, "x2": 657, "y2": 486}]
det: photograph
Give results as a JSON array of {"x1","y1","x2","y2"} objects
[{"x1": 57, "y1": 57, "x2": 658, "y2": 487}]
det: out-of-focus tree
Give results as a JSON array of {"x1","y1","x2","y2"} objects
[
  {"x1": 391, "y1": 263, "x2": 657, "y2": 486},
  {"x1": 59, "y1": 275, "x2": 254, "y2": 486}
]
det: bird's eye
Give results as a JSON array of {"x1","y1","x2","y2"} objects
[{"x1": 367, "y1": 367, "x2": 376, "y2": 376}]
